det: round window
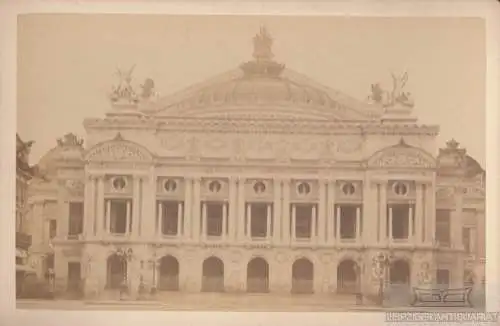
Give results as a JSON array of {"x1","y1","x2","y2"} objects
[
  {"x1": 297, "y1": 182, "x2": 311, "y2": 195},
  {"x1": 164, "y1": 179, "x2": 177, "y2": 192},
  {"x1": 112, "y1": 177, "x2": 126, "y2": 190},
  {"x1": 209, "y1": 180, "x2": 222, "y2": 193},
  {"x1": 342, "y1": 182, "x2": 356, "y2": 196},
  {"x1": 393, "y1": 182, "x2": 409, "y2": 196},
  {"x1": 253, "y1": 181, "x2": 266, "y2": 194}
]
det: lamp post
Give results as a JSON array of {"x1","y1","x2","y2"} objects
[
  {"x1": 373, "y1": 252, "x2": 394, "y2": 306},
  {"x1": 116, "y1": 248, "x2": 133, "y2": 300},
  {"x1": 147, "y1": 251, "x2": 159, "y2": 296}
]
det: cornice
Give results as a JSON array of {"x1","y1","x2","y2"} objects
[{"x1": 83, "y1": 116, "x2": 439, "y2": 136}]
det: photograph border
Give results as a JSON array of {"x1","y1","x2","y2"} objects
[{"x1": 1, "y1": 1, "x2": 499, "y2": 326}]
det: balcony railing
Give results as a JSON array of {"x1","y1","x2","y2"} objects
[{"x1": 16, "y1": 232, "x2": 32, "y2": 250}]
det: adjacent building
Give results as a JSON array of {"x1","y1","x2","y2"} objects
[
  {"x1": 16, "y1": 134, "x2": 37, "y2": 296},
  {"x1": 25, "y1": 28, "x2": 485, "y2": 300}
]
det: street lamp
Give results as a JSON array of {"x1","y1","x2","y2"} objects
[
  {"x1": 147, "y1": 251, "x2": 159, "y2": 296},
  {"x1": 115, "y1": 248, "x2": 133, "y2": 300},
  {"x1": 373, "y1": 251, "x2": 394, "y2": 306}
]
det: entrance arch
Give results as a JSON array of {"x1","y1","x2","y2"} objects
[
  {"x1": 107, "y1": 254, "x2": 126, "y2": 289},
  {"x1": 202, "y1": 256, "x2": 224, "y2": 292},
  {"x1": 390, "y1": 259, "x2": 411, "y2": 285},
  {"x1": 337, "y1": 260, "x2": 359, "y2": 293},
  {"x1": 159, "y1": 255, "x2": 179, "y2": 291},
  {"x1": 292, "y1": 258, "x2": 314, "y2": 294},
  {"x1": 247, "y1": 257, "x2": 269, "y2": 293}
]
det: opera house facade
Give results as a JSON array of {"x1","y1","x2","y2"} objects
[{"x1": 25, "y1": 28, "x2": 485, "y2": 300}]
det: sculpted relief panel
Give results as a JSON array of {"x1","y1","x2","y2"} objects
[{"x1": 86, "y1": 141, "x2": 152, "y2": 163}]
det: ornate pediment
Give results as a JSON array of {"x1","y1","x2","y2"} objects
[
  {"x1": 367, "y1": 139, "x2": 436, "y2": 169},
  {"x1": 85, "y1": 133, "x2": 154, "y2": 163}
]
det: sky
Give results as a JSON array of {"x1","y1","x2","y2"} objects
[{"x1": 17, "y1": 14, "x2": 486, "y2": 166}]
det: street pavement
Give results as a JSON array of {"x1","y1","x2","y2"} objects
[{"x1": 16, "y1": 293, "x2": 482, "y2": 312}]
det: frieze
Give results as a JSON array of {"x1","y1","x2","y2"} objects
[{"x1": 368, "y1": 145, "x2": 436, "y2": 169}]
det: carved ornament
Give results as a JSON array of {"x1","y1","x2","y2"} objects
[
  {"x1": 86, "y1": 135, "x2": 153, "y2": 163},
  {"x1": 367, "y1": 139, "x2": 436, "y2": 169}
]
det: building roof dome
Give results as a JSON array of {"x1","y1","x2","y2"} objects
[
  {"x1": 37, "y1": 133, "x2": 85, "y2": 176},
  {"x1": 148, "y1": 27, "x2": 382, "y2": 121}
]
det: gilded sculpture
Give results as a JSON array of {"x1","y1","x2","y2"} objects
[{"x1": 369, "y1": 71, "x2": 415, "y2": 108}]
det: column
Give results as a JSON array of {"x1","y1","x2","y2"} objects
[
  {"x1": 388, "y1": 206, "x2": 393, "y2": 242},
  {"x1": 177, "y1": 202, "x2": 183, "y2": 236},
  {"x1": 131, "y1": 176, "x2": 141, "y2": 238},
  {"x1": 355, "y1": 206, "x2": 361, "y2": 241},
  {"x1": 105, "y1": 200, "x2": 111, "y2": 234},
  {"x1": 379, "y1": 181, "x2": 388, "y2": 243},
  {"x1": 246, "y1": 203, "x2": 252, "y2": 239},
  {"x1": 157, "y1": 202, "x2": 163, "y2": 236},
  {"x1": 327, "y1": 180, "x2": 336, "y2": 244},
  {"x1": 192, "y1": 177, "x2": 201, "y2": 242},
  {"x1": 273, "y1": 178, "x2": 282, "y2": 243},
  {"x1": 126, "y1": 200, "x2": 132, "y2": 234},
  {"x1": 222, "y1": 202, "x2": 228, "y2": 240},
  {"x1": 452, "y1": 188, "x2": 464, "y2": 249},
  {"x1": 291, "y1": 204, "x2": 297, "y2": 242},
  {"x1": 282, "y1": 179, "x2": 291, "y2": 244},
  {"x1": 415, "y1": 182, "x2": 424, "y2": 244},
  {"x1": 237, "y1": 178, "x2": 246, "y2": 241},
  {"x1": 335, "y1": 205, "x2": 341, "y2": 240},
  {"x1": 228, "y1": 177, "x2": 237, "y2": 241},
  {"x1": 425, "y1": 181, "x2": 436, "y2": 245},
  {"x1": 362, "y1": 179, "x2": 376, "y2": 245},
  {"x1": 96, "y1": 176, "x2": 104, "y2": 236},
  {"x1": 318, "y1": 181, "x2": 327, "y2": 244},
  {"x1": 266, "y1": 204, "x2": 272, "y2": 239},
  {"x1": 408, "y1": 205, "x2": 413, "y2": 242},
  {"x1": 140, "y1": 168, "x2": 156, "y2": 238},
  {"x1": 311, "y1": 204, "x2": 317, "y2": 242},
  {"x1": 83, "y1": 175, "x2": 94, "y2": 237},
  {"x1": 201, "y1": 202, "x2": 207, "y2": 241},
  {"x1": 183, "y1": 177, "x2": 192, "y2": 239}
]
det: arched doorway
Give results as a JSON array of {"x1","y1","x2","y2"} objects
[
  {"x1": 158, "y1": 255, "x2": 179, "y2": 291},
  {"x1": 247, "y1": 257, "x2": 269, "y2": 293},
  {"x1": 390, "y1": 260, "x2": 410, "y2": 285},
  {"x1": 291, "y1": 258, "x2": 314, "y2": 294},
  {"x1": 202, "y1": 256, "x2": 224, "y2": 292},
  {"x1": 337, "y1": 260, "x2": 359, "y2": 293},
  {"x1": 107, "y1": 254, "x2": 126, "y2": 289}
]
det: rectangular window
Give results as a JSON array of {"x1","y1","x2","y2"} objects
[
  {"x1": 436, "y1": 269, "x2": 450, "y2": 288},
  {"x1": 390, "y1": 204, "x2": 410, "y2": 239},
  {"x1": 67, "y1": 262, "x2": 81, "y2": 292},
  {"x1": 295, "y1": 204, "x2": 312, "y2": 239},
  {"x1": 436, "y1": 209, "x2": 451, "y2": 247},
  {"x1": 161, "y1": 201, "x2": 179, "y2": 235},
  {"x1": 462, "y1": 227, "x2": 471, "y2": 253},
  {"x1": 110, "y1": 200, "x2": 129, "y2": 234},
  {"x1": 250, "y1": 203, "x2": 268, "y2": 238},
  {"x1": 49, "y1": 220, "x2": 57, "y2": 239},
  {"x1": 339, "y1": 205, "x2": 357, "y2": 239},
  {"x1": 68, "y1": 202, "x2": 84, "y2": 236},
  {"x1": 206, "y1": 202, "x2": 223, "y2": 237}
]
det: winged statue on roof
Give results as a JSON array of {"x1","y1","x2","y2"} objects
[{"x1": 369, "y1": 71, "x2": 414, "y2": 108}]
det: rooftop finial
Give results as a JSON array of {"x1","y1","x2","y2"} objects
[{"x1": 252, "y1": 25, "x2": 274, "y2": 62}]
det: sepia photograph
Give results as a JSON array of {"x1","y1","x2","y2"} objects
[{"x1": 7, "y1": 5, "x2": 498, "y2": 322}]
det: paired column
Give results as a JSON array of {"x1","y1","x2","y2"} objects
[
  {"x1": 237, "y1": 178, "x2": 246, "y2": 241},
  {"x1": 266, "y1": 204, "x2": 272, "y2": 239},
  {"x1": 183, "y1": 177, "x2": 192, "y2": 239},
  {"x1": 408, "y1": 205, "x2": 414, "y2": 241},
  {"x1": 131, "y1": 176, "x2": 141, "y2": 237},
  {"x1": 201, "y1": 201, "x2": 207, "y2": 241},
  {"x1": 425, "y1": 181, "x2": 436, "y2": 245},
  {"x1": 326, "y1": 180, "x2": 336, "y2": 244},
  {"x1": 318, "y1": 180, "x2": 327, "y2": 244},
  {"x1": 246, "y1": 203, "x2": 252, "y2": 239},
  {"x1": 311, "y1": 204, "x2": 317, "y2": 243},
  {"x1": 83, "y1": 175, "x2": 94, "y2": 237},
  {"x1": 415, "y1": 182, "x2": 424, "y2": 244},
  {"x1": 192, "y1": 177, "x2": 201, "y2": 242},
  {"x1": 378, "y1": 181, "x2": 388, "y2": 244},
  {"x1": 291, "y1": 204, "x2": 297, "y2": 241},
  {"x1": 281, "y1": 179, "x2": 291, "y2": 244},
  {"x1": 335, "y1": 205, "x2": 341, "y2": 240},
  {"x1": 355, "y1": 206, "x2": 361, "y2": 240},
  {"x1": 273, "y1": 178, "x2": 282, "y2": 243},
  {"x1": 177, "y1": 202, "x2": 184, "y2": 236},
  {"x1": 157, "y1": 201, "x2": 163, "y2": 236},
  {"x1": 388, "y1": 205, "x2": 393, "y2": 242},
  {"x1": 222, "y1": 202, "x2": 228, "y2": 240},
  {"x1": 228, "y1": 177, "x2": 237, "y2": 241}
]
